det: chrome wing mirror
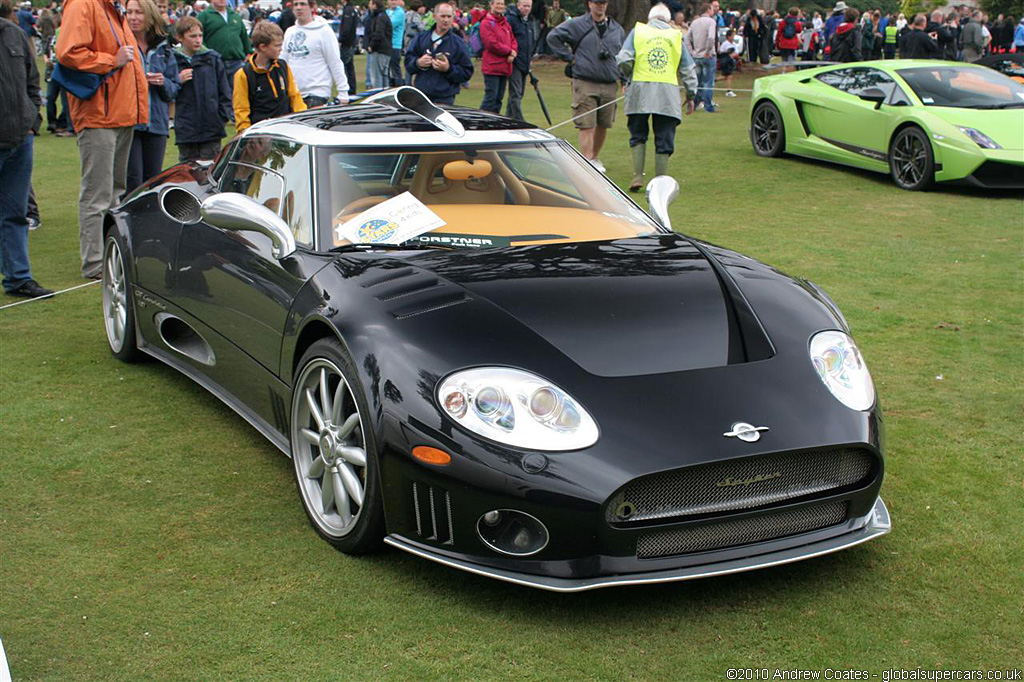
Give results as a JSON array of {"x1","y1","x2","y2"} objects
[
  {"x1": 645, "y1": 176, "x2": 679, "y2": 231},
  {"x1": 201, "y1": 193, "x2": 297, "y2": 259}
]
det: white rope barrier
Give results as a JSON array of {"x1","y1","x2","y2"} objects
[
  {"x1": 545, "y1": 86, "x2": 755, "y2": 131},
  {"x1": 0, "y1": 279, "x2": 100, "y2": 311}
]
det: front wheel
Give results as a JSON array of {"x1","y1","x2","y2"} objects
[
  {"x1": 290, "y1": 338, "x2": 384, "y2": 554},
  {"x1": 102, "y1": 234, "x2": 140, "y2": 362},
  {"x1": 750, "y1": 100, "x2": 786, "y2": 157},
  {"x1": 889, "y1": 126, "x2": 934, "y2": 191}
]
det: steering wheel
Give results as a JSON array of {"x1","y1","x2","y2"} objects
[{"x1": 334, "y1": 195, "x2": 390, "y2": 223}]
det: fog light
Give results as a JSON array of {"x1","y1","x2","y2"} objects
[{"x1": 476, "y1": 509, "x2": 549, "y2": 557}]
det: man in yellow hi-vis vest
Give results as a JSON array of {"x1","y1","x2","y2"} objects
[{"x1": 616, "y1": 3, "x2": 697, "y2": 191}]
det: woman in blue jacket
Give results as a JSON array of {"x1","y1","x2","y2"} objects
[{"x1": 126, "y1": 0, "x2": 180, "y2": 192}]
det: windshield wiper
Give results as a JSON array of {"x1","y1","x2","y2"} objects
[
  {"x1": 329, "y1": 242, "x2": 449, "y2": 253},
  {"x1": 972, "y1": 102, "x2": 1024, "y2": 109}
]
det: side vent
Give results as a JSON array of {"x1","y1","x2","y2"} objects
[
  {"x1": 155, "y1": 313, "x2": 215, "y2": 366},
  {"x1": 411, "y1": 482, "x2": 454, "y2": 545}
]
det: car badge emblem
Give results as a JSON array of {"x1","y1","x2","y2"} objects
[
  {"x1": 723, "y1": 422, "x2": 769, "y2": 443},
  {"x1": 716, "y1": 472, "x2": 782, "y2": 488}
]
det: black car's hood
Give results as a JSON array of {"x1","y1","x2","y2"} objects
[{"x1": 405, "y1": 235, "x2": 732, "y2": 377}]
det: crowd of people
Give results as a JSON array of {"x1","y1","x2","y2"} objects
[{"x1": 2, "y1": 0, "x2": 1022, "y2": 300}]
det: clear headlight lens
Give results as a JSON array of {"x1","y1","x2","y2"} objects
[
  {"x1": 809, "y1": 331, "x2": 875, "y2": 411},
  {"x1": 437, "y1": 368, "x2": 599, "y2": 451},
  {"x1": 957, "y1": 126, "x2": 1001, "y2": 150}
]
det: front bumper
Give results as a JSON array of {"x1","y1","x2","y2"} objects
[{"x1": 385, "y1": 496, "x2": 891, "y2": 592}]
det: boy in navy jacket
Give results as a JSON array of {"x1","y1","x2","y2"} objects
[{"x1": 173, "y1": 16, "x2": 232, "y2": 162}]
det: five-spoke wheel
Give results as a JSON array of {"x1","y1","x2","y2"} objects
[
  {"x1": 889, "y1": 126, "x2": 934, "y2": 191},
  {"x1": 291, "y1": 339, "x2": 383, "y2": 553},
  {"x1": 102, "y1": 235, "x2": 139, "y2": 361},
  {"x1": 750, "y1": 101, "x2": 785, "y2": 158}
]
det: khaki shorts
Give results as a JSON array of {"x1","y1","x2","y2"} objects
[{"x1": 571, "y1": 78, "x2": 618, "y2": 129}]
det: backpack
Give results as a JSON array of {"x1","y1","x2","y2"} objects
[
  {"x1": 783, "y1": 16, "x2": 797, "y2": 40},
  {"x1": 468, "y1": 22, "x2": 483, "y2": 57}
]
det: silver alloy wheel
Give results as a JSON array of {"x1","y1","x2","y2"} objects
[
  {"x1": 291, "y1": 359, "x2": 368, "y2": 538},
  {"x1": 891, "y1": 131, "x2": 928, "y2": 188},
  {"x1": 102, "y1": 239, "x2": 128, "y2": 353},
  {"x1": 752, "y1": 104, "x2": 780, "y2": 155}
]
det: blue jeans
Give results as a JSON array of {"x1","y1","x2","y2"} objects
[
  {"x1": 481, "y1": 74, "x2": 507, "y2": 113},
  {"x1": 0, "y1": 135, "x2": 35, "y2": 291},
  {"x1": 695, "y1": 56, "x2": 716, "y2": 112}
]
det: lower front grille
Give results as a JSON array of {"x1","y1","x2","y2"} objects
[
  {"x1": 607, "y1": 447, "x2": 874, "y2": 524},
  {"x1": 636, "y1": 501, "x2": 848, "y2": 559},
  {"x1": 969, "y1": 161, "x2": 1024, "y2": 188},
  {"x1": 411, "y1": 483, "x2": 454, "y2": 546}
]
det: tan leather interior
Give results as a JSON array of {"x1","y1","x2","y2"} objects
[{"x1": 410, "y1": 152, "x2": 530, "y2": 206}]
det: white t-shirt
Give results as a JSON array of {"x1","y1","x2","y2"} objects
[{"x1": 719, "y1": 39, "x2": 737, "y2": 55}]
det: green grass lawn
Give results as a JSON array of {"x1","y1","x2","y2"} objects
[{"x1": 1, "y1": 57, "x2": 1022, "y2": 680}]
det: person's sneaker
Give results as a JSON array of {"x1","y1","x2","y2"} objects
[
  {"x1": 27, "y1": 217, "x2": 40, "y2": 231},
  {"x1": 726, "y1": 90, "x2": 737, "y2": 97},
  {"x1": 6, "y1": 279, "x2": 54, "y2": 299},
  {"x1": 589, "y1": 158, "x2": 606, "y2": 173}
]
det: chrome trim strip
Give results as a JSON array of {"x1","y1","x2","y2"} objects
[{"x1": 384, "y1": 497, "x2": 891, "y2": 593}]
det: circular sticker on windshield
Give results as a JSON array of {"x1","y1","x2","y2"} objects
[{"x1": 357, "y1": 218, "x2": 398, "y2": 243}]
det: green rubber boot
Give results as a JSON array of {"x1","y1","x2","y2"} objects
[
  {"x1": 629, "y1": 145, "x2": 646, "y2": 192},
  {"x1": 655, "y1": 153, "x2": 671, "y2": 178}
]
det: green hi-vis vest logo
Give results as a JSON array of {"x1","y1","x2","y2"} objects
[{"x1": 633, "y1": 23, "x2": 682, "y2": 84}]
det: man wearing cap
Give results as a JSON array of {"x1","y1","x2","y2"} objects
[
  {"x1": 824, "y1": 0, "x2": 847, "y2": 45},
  {"x1": 547, "y1": 0, "x2": 625, "y2": 173}
]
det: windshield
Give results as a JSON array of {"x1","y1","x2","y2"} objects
[
  {"x1": 315, "y1": 142, "x2": 660, "y2": 250},
  {"x1": 897, "y1": 66, "x2": 1024, "y2": 109}
]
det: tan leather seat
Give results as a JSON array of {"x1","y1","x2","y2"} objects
[{"x1": 410, "y1": 152, "x2": 530, "y2": 206}]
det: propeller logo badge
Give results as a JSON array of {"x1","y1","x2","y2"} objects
[{"x1": 723, "y1": 422, "x2": 769, "y2": 443}]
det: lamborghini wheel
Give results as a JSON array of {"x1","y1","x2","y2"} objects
[
  {"x1": 889, "y1": 126, "x2": 934, "y2": 191},
  {"x1": 102, "y1": 234, "x2": 140, "y2": 362},
  {"x1": 751, "y1": 101, "x2": 785, "y2": 157},
  {"x1": 290, "y1": 338, "x2": 384, "y2": 554}
]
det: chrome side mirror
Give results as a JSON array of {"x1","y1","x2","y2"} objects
[
  {"x1": 201, "y1": 193, "x2": 297, "y2": 259},
  {"x1": 645, "y1": 176, "x2": 679, "y2": 231}
]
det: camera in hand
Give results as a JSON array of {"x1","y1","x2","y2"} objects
[{"x1": 598, "y1": 49, "x2": 611, "y2": 60}]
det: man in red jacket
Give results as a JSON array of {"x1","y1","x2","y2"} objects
[
  {"x1": 775, "y1": 7, "x2": 803, "y2": 66},
  {"x1": 479, "y1": 0, "x2": 516, "y2": 113}
]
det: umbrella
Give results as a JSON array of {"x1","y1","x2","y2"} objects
[{"x1": 528, "y1": 71, "x2": 552, "y2": 126}]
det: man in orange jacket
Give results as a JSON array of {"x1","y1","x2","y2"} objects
[{"x1": 57, "y1": 0, "x2": 148, "y2": 280}]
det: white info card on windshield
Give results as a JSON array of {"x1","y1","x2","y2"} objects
[{"x1": 336, "y1": 192, "x2": 446, "y2": 245}]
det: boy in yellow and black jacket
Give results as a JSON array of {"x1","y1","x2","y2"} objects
[{"x1": 233, "y1": 22, "x2": 306, "y2": 133}]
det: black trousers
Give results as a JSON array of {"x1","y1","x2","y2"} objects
[
  {"x1": 627, "y1": 113, "x2": 678, "y2": 155},
  {"x1": 46, "y1": 79, "x2": 72, "y2": 132},
  {"x1": 127, "y1": 131, "x2": 168, "y2": 193},
  {"x1": 340, "y1": 45, "x2": 357, "y2": 95}
]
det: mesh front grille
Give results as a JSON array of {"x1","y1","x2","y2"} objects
[
  {"x1": 607, "y1": 448, "x2": 873, "y2": 524},
  {"x1": 636, "y1": 501, "x2": 848, "y2": 559}
]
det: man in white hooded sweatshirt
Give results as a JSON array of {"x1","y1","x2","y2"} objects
[{"x1": 283, "y1": 0, "x2": 350, "y2": 108}]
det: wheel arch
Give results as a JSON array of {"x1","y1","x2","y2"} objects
[{"x1": 289, "y1": 317, "x2": 346, "y2": 387}]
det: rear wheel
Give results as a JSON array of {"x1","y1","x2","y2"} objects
[
  {"x1": 102, "y1": 234, "x2": 140, "y2": 362},
  {"x1": 889, "y1": 126, "x2": 934, "y2": 191},
  {"x1": 750, "y1": 101, "x2": 786, "y2": 157},
  {"x1": 290, "y1": 338, "x2": 384, "y2": 554}
]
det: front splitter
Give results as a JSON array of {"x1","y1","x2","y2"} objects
[{"x1": 384, "y1": 497, "x2": 891, "y2": 592}]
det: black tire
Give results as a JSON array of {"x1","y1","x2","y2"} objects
[
  {"x1": 750, "y1": 100, "x2": 786, "y2": 158},
  {"x1": 102, "y1": 233, "x2": 141, "y2": 362},
  {"x1": 290, "y1": 338, "x2": 384, "y2": 554},
  {"x1": 889, "y1": 126, "x2": 935, "y2": 191}
]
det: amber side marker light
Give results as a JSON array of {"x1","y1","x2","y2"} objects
[{"x1": 412, "y1": 446, "x2": 452, "y2": 466}]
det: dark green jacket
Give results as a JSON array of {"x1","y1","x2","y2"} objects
[{"x1": 197, "y1": 7, "x2": 251, "y2": 61}]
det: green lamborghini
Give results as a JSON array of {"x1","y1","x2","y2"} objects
[{"x1": 749, "y1": 60, "x2": 1024, "y2": 190}]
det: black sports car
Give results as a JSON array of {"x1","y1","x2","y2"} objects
[{"x1": 104, "y1": 88, "x2": 890, "y2": 591}]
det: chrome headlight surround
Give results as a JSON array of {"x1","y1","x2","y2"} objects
[
  {"x1": 437, "y1": 368, "x2": 599, "y2": 451},
  {"x1": 957, "y1": 126, "x2": 1001, "y2": 150},
  {"x1": 809, "y1": 331, "x2": 875, "y2": 411}
]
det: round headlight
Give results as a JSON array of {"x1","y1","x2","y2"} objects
[
  {"x1": 436, "y1": 368, "x2": 599, "y2": 451},
  {"x1": 809, "y1": 330, "x2": 875, "y2": 411}
]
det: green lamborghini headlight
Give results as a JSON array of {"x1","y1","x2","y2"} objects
[{"x1": 957, "y1": 127, "x2": 1001, "y2": 150}]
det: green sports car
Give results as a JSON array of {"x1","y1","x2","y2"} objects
[{"x1": 749, "y1": 60, "x2": 1024, "y2": 190}]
